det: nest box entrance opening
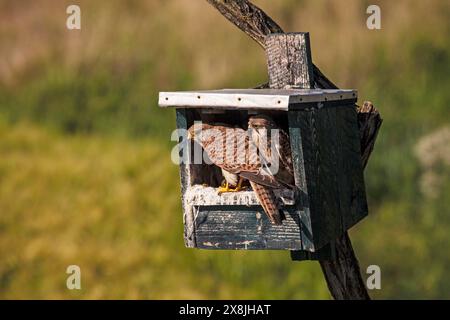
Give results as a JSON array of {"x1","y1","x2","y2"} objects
[{"x1": 185, "y1": 108, "x2": 290, "y2": 189}]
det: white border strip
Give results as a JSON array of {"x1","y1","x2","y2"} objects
[{"x1": 158, "y1": 89, "x2": 357, "y2": 110}]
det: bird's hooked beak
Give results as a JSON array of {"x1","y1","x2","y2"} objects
[{"x1": 248, "y1": 114, "x2": 275, "y2": 130}]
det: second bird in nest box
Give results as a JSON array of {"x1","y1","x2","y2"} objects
[{"x1": 187, "y1": 115, "x2": 295, "y2": 225}]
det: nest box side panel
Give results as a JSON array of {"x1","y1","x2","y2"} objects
[
  {"x1": 287, "y1": 115, "x2": 315, "y2": 252},
  {"x1": 334, "y1": 106, "x2": 368, "y2": 231},
  {"x1": 289, "y1": 104, "x2": 369, "y2": 251},
  {"x1": 288, "y1": 107, "x2": 343, "y2": 251},
  {"x1": 175, "y1": 108, "x2": 196, "y2": 248},
  {"x1": 312, "y1": 106, "x2": 352, "y2": 248}
]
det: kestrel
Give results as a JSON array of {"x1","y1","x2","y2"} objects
[
  {"x1": 248, "y1": 114, "x2": 295, "y2": 189},
  {"x1": 206, "y1": 123, "x2": 243, "y2": 194},
  {"x1": 188, "y1": 116, "x2": 295, "y2": 225}
]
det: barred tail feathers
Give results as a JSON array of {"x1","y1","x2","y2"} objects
[{"x1": 249, "y1": 181, "x2": 282, "y2": 225}]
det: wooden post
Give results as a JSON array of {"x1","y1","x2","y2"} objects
[
  {"x1": 265, "y1": 33, "x2": 369, "y2": 264},
  {"x1": 265, "y1": 33, "x2": 323, "y2": 257},
  {"x1": 265, "y1": 33, "x2": 314, "y2": 89},
  {"x1": 205, "y1": 0, "x2": 382, "y2": 300}
]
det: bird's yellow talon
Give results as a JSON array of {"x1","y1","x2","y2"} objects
[
  {"x1": 217, "y1": 182, "x2": 231, "y2": 195},
  {"x1": 217, "y1": 178, "x2": 244, "y2": 194}
]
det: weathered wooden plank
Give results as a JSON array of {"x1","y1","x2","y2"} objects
[
  {"x1": 265, "y1": 33, "x2": 314, "y2": 89},
  {"x1": 335, "y1": 107, "x2": 353, "y2": 233},
  {"x1": 288, "y1": 112, "x2": 314, "y2": 252},
  {"x1": 185, "y1": 186, "x2": 295, "y2": 207},
  {"x1": 175, "y1": 109, "x2": 196, "y2": 248},
  {"x1": 312, "y1": 107, "x2": 342, "y2": 248},
  {"x1": 158, "y1": 89, "x2": 357, "y2": 110},
  {"x1": 302, "y1": 108, "x2": 323, "y2": 250},
  {"x1": 194, "y1": 207, "x2": 303, "y2": 250},
  {"x1": 335, "y1": 106, "x2": 368, "y2": 230}
]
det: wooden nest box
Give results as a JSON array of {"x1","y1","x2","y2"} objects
[{"x1": 158, "y1": 33, "x2": 368, "y2": 260}]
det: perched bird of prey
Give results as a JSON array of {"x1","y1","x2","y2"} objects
[
  {"x1": 248, "y1": 114, "x2": 295, "y2": 188},
  {"x1": 206, "y1": 123, "x2": 243, "y2": 194},
  {"x1": 188, "y1": 116, "x2": 295, "y2": 225}
]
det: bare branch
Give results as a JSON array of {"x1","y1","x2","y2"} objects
[{"x1": 206, "y1": 0, "x2": 283, "y2": 47}]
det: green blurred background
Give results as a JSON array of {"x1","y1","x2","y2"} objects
[{"x1": 0, "y1": 0, "x2": 449, "y2": 299}]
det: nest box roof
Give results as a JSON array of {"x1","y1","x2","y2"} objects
[{"x1": 158, "y1": 88, "x2": 357, "y2": 111}]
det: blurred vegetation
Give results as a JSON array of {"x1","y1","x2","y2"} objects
[{"x1": 0, "y1": 0, "x2": 449, "y2": 299}]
